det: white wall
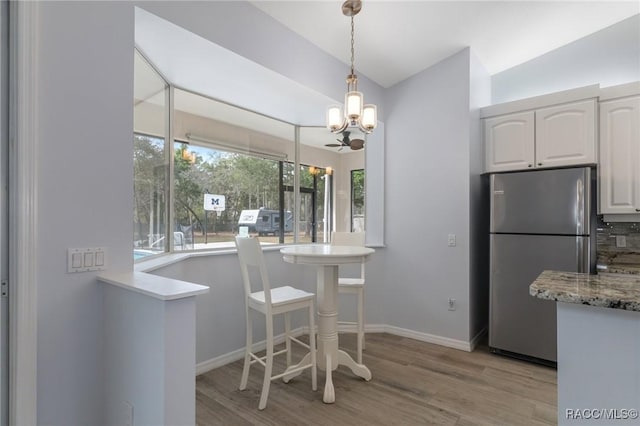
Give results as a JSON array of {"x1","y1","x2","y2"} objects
[
  {"x1": 36, "y1": 2, "x2": 134, "y2": 424},
  {"x1": 381, "y1": 49, "x2": 473, "y2": 341},
  {"x1": 492, "y1": 14, "x2": 640, "y2": 103}
]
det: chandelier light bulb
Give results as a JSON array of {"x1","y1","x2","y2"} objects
[
  {"x1": 327, "y1": 105, "x2": 345, "y2": 132},
  {"x1": 361, "y1": 104, "x2": 377, "y2": 132},
  {"x1": 345, "y1": 91, "x2": 363, "y2": 122}
]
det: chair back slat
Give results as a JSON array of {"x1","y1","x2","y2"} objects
[{"x1": 235, "y1": 236, "x2": 272, "y2": 304}]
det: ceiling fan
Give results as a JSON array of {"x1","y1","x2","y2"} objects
[{"x1": 324, "y1": 130, "x2": 364, "y2": 151}]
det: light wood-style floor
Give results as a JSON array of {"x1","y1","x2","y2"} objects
[{"x1": 196, "y1": 333, "x2": 557, "y2": 426}]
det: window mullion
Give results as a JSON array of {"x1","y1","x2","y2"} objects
[
  {"x1": 166, "y1": 85, "x2": 175, "y2": 253},
  {"x1": 294, "y1": 126, "x2": 300, "y2": 244}
]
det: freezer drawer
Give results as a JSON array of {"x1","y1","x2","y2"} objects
[
  {"x1": 489, "y1": 234, "x2": 591, "y2": 362},
  {"x1": 490, "y1": 167, "x2": 592, "y2": 235}
]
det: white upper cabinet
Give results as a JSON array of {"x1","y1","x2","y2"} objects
[
  {"x1": 484, "y1": 99, "x2": 597, "y2": 173},
  {"x1": 485, "y1": 112, "x2": 535, "y2": 172},
  {"x1": 599, "y1": 96, "x2": 640, "y2": 214},
  {"x1": 535, "y1": 100, "x2": 596, "y2": 168}
]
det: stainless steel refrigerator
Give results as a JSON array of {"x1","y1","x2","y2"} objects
[{"x1": 489, "y1": 167, "x2": 595, "y2": 364}]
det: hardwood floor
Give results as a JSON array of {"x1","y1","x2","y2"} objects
[{"x1": 196, "y1": 333, "x2": 557, "y2": 425}]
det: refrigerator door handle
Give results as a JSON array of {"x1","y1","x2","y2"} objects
[
  {"x1": 576, "y1": 237, "x2": 587, "y2": 273},
  {"x1": 576, "y1": 177, "x2": 584, "y2": 236}
]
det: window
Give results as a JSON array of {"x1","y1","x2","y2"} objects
[
  {"x1": 172, "y1": 141, "x2": 287, "y2": 248},
  {"x1": 351, "y1": 169, "x2": 365, "y2": 232},
  {"x1": 133, "y1": 52, "x2": 168, "y2": 258}
]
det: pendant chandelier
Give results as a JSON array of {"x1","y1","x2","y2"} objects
[{"x1": 326, "y1": 0, "x2": 377, "y2": 135}]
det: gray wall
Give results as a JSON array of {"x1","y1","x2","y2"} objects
[
  {"x1": 36, "y1": 2, "x2": 133, "y2": 424},
  {"x1": 492, "y1": 14, "x2": 640, "y2": 103},
  {"x1": 382, "y1": 49, "x2": 474, "y2": 341}
]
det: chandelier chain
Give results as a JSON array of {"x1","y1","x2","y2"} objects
[{"x1": 350, "y1": 15, "x2": 355, "y2": 76}]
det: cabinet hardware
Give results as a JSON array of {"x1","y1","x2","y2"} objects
[
  {"x1": 528, "y1": 164, "x2": 532, "y2": 168},
  {"x1": 538, "y1": 163, "x2": 542, "y2": 166},
  {"x1": 636, "y1": 209, "x2": 640, "y2": 212}
]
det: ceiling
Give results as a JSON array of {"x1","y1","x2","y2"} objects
[{"x1": 252, "y1": 1, "x2": 640, "y2": 88}]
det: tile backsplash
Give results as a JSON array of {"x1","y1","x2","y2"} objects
[{"x1": 597, "y1": 216, "x2": 640, "y2": 270}]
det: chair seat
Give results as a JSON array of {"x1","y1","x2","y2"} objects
[
  {"x1": 338, "y1": 278, "x2": 365, "y2": 287},
  {"x1": 250, "y1": 286, "x2": 314, "y2": 307}
]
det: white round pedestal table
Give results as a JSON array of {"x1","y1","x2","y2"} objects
[{"x1": 280, "y1": 244, "x2": 374, "y2": 404}]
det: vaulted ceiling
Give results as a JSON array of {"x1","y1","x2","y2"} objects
[{"x1": 253, "y1": 1, "x2": 639, "y2": 88}]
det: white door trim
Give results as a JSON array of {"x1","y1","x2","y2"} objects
[{"x1": 8, "y1": 1, "x2": 38, "y2": 424}]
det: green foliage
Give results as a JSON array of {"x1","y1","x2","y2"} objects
[
  {"x1": 134, "y1": 137, "x2": 331, "y2": 239},
  {"x1": 352, "y1": 169, "x2": 365, "y2": 211},
  {"x1": 133, "y1": 135, "x2": 166, "y2": 242}
]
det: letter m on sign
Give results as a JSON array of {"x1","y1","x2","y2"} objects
[{"x1": 204, "y1": 194, "x2": 226, "y2": 211}]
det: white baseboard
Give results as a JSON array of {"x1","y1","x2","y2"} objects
[
  {"x1": 196, "y1": 324, "x2": 485, "y2": 375},
  {"x1": 367, "y1": 324, "x2": 476, "y2": 352},
  {"x1": 195, "y1": 327, "x2": 307, "y2": 376}
]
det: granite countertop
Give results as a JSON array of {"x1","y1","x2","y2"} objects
[{"x1": 530, "y1": 270, "x2": 640, "y2": 311}]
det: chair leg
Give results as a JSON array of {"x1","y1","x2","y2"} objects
[
  {"x1": 357, "y1": 288, "x2": 364, "y2": 364},
  {"x1": 284, "y1": 312, "x2": 292, "y2": 368},
  {"x1": 308, "y1": 302, "x2": 317, "y2": 391},
  {"x1": 240, "y1": 308, "x2": 252, "y2": 391},
  {"x1": 259, "y1": 314, "x2": 274, "y2": 410}
]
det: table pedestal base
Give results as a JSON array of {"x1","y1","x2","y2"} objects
[{"x1": 283, "y1": 350, "x2": 371, "y2": 403}]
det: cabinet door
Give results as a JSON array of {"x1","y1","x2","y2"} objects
[
  {"x1": 485, "y1": 111, "x2": 535, "y2": 173},
  {"x1": 599, "y1": 96, "x2": 640, "y2": 214},
  {"x1": 535, "y1": 100, "x2": 596, "y2": 168}
]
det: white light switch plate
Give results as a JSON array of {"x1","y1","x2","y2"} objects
[{"x1": 67, "y1": 247, "x2": 107, "y2": 273}]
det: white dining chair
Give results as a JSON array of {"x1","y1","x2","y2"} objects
[
  {"x1": 331, "y1": 231, "x2": 366, "y2": 364},
  {"x1": 234, "y1": 236, "x2": 317, "y2": 410}
]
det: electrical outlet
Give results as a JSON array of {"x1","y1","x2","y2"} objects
[
  {"x1": 447, "y1": 234, "x2": 456, "y2": 247},
  {"x1": 616, "y1": 235, "x2": 627, "y2": 248},
  {"x1": 448, "y1": 298, "x2": 456, "y2": 311}
]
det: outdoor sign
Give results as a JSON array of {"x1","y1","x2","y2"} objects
[{"x1": 204, "y1": 194, "x2": 225, "y2": 211}]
